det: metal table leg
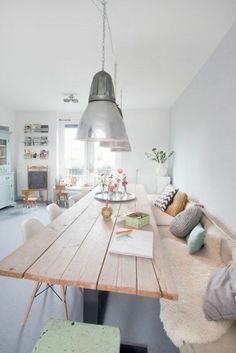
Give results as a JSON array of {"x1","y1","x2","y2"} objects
[
  {"x1": 83, "y1": 289, "x2": 108, "y2": 324},
  {"x1": 83, "y1": 289, "x2": 148, "y2": 353}
]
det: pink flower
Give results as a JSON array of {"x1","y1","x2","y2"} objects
[
  {"x1": 109, "y1": 185, "x2": 115, "y2": 192},
  {"x1": 117, "y1": 168, "x2": 124, "y2": 174}
]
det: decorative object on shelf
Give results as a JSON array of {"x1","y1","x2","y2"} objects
[
  {"x1": 76, "y1": 0, "x2": 128, "y2": 142},
  {"x1": 63, "y1": 94, "x2": 79, "y2": 103},
  {"x1": 24, "y1": 124, "x2": 49, "y2": 133},
  {"x1": 125, "y1": 212, "x2": 150, "y2": 229},
  {"x1": 24, "y1": 149, "x2": 49, "y2": 159},
  {"x1": 145, "y1": 148, "x2": 174, "y2": 176},
  {"x1": 101, "y1": 197, "x2": 113, "y2": 220}
]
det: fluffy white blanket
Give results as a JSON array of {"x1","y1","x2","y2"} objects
[{"x1": 160, "y1": 232, "x2": 233, "y2": 347}]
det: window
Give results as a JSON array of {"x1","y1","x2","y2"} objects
[
  {"x1": 58, "y1": 120, "x2": 119, "y2": 186},
  {"x1": 64, "y1": 124, "x2": 86, "y2": 186},
  {"x1": 94, "y1": 142, "x2": 116, "y2": 176}
]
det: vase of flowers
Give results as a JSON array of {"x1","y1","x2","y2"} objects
[
  {"x1": 145, "y1": 148, "x2": 174, "y2": 176},
  {"x1": 122, "y1": 173, "x2": 128, "y2": 195},
  {"x1": 155, "y1": 163, "x2": 168, "y2": 177},
  {"x1": 98, "y1": 173, "x2": 106, "y2": 193},
  {"x1": 98, "y1": 169, "x2": 128, "y2": 200},
  {"x1": 116, "y1": 168, "x2": 123, "y2": 197}
]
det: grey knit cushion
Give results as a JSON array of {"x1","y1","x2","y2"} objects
[{"x1": 169, "y1": 206, "x2": 203, "y2": 238}]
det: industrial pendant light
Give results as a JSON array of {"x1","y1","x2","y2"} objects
[
  {"x1": 100, "y1": 139, "x2": 131, "y2": 152},
  {"x1": 76, "y1": 1, "x2": 128, "y2": 142},
  {"x1": 100, "y1": 108, "x2": 131, "y2": 151},
  {"x1": 99, "y1": 89, "x2": 131, "y2": 151}
]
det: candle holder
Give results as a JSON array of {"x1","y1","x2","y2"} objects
[
  {"x1": 102, "y1": 206, "x2": 113, "y2": 220},
  {"x1": 102, "y1": 198, "x2": 113, "y2": 221}
]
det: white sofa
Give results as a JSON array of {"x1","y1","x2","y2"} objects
[{"x1": 148, "y1": 195, "x2": 236, "y2": 353}]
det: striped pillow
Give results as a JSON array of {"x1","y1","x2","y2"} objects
[{"x1": 155, "y1": 185, "x2": 178, "y2": 211}]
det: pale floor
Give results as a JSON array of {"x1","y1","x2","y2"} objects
[{"x1": 0, "y1": 203, "x2": 179, "y2": 353}]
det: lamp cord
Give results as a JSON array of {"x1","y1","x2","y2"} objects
[
  {"x1": 102, "y1": 0, "x2": 107, "y2": 70},
  {"x1": 114, "y1": 61, "x2": 117, "y2": 96},
  {"x1": 91, "y1": 0, "x2": 117, "y2": 61},
  {"x1": 91, "y1": 0, "x2": 121, "y2": 104}
]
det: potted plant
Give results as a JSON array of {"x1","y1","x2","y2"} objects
[{"x1": 145, "y1": 148, "x2": 174, "y2": 176}]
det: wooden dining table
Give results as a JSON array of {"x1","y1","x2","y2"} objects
[{"x1": 0, "y1": 184, "x2": 177, "y2": 351}]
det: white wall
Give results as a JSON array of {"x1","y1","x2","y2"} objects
[
  {"x1": 170, "y1": 22, "x2": 236, "y2": 233},
  {"x1": 13, "y1": 109, "x2": 170, "y2": 199},
  {"x1": 15, "y1": 111, "x2": 57, "y2": 200},
  {"x1": 0, "y1": 107, "x2": 16, "y2": 169},
  {"x1": 122, "y1": 109, "x2": 170, "y2": 194}
]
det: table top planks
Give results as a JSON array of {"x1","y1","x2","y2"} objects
[{"x1": 0, "y1": 184, "x2": 178, "y2": 300}]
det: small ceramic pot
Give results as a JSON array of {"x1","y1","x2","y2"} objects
[{"x1": 102, "y1": 206, "x2": 113, "y2": 220}]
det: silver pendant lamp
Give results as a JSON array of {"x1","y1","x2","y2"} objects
[
  {"x1": 99, "y1": 90, "x2": 131, "y2": 151},
  {"x1": 100, "y1": 140, "x2": 131, "y2": 152},
  {"x1": 100, "y1": 107, "x2": 131, "y2": 151},
  {"x1": 76, "y1": 1, "x2": 128, "y2": 142}
]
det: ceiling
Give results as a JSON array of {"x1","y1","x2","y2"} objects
[{"x1": 0, "y1": 0, "x2": 236, "y2": 112}]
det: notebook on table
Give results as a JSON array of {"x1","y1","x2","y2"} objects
[{"x1": 109, "y1": 228, "x2": 153, "y2": 259}]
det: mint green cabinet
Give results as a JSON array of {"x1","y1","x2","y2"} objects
[{"x1": 0, "y1": 129, "x2": 15, "y2": 209}]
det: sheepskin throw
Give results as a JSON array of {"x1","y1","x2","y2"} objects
[
  {"x1": 169, "y1": 206, "x2": 202, "y2": 238},
  {"x1": 160, "y1": 233, "x2": 233, "y2": 347}
]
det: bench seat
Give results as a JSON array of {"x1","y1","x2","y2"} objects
[{"x1": 147, "y1": 195, "x2": 236, "y2": 352}]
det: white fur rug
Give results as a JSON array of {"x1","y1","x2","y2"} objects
[{"x1": 160, "y1": 232, "x2": 233, "y2": 347}]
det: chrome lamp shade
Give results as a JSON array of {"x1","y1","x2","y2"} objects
[
  {"x1": 77, "y1": 100, "x2": 128, "y2": 141},
  {"x1": 77, "y1": 71, "x2": 128, "y2": 142}
]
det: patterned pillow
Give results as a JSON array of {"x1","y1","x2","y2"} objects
[{"x1": 154, "y1": 185, "x2": 178, "y2": 211}]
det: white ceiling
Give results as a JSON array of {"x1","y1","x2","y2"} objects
[{"x1": 0, "y1": 0, "x2": 236, "y2": 112}]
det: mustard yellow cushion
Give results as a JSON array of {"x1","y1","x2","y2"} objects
[{"x1": 165, "y1": 191, "x2": 188, "y2": 217}]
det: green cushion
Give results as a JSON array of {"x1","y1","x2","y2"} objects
[{"x1": 186, "y1": 223, "x2": 205, "y2": 254}]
